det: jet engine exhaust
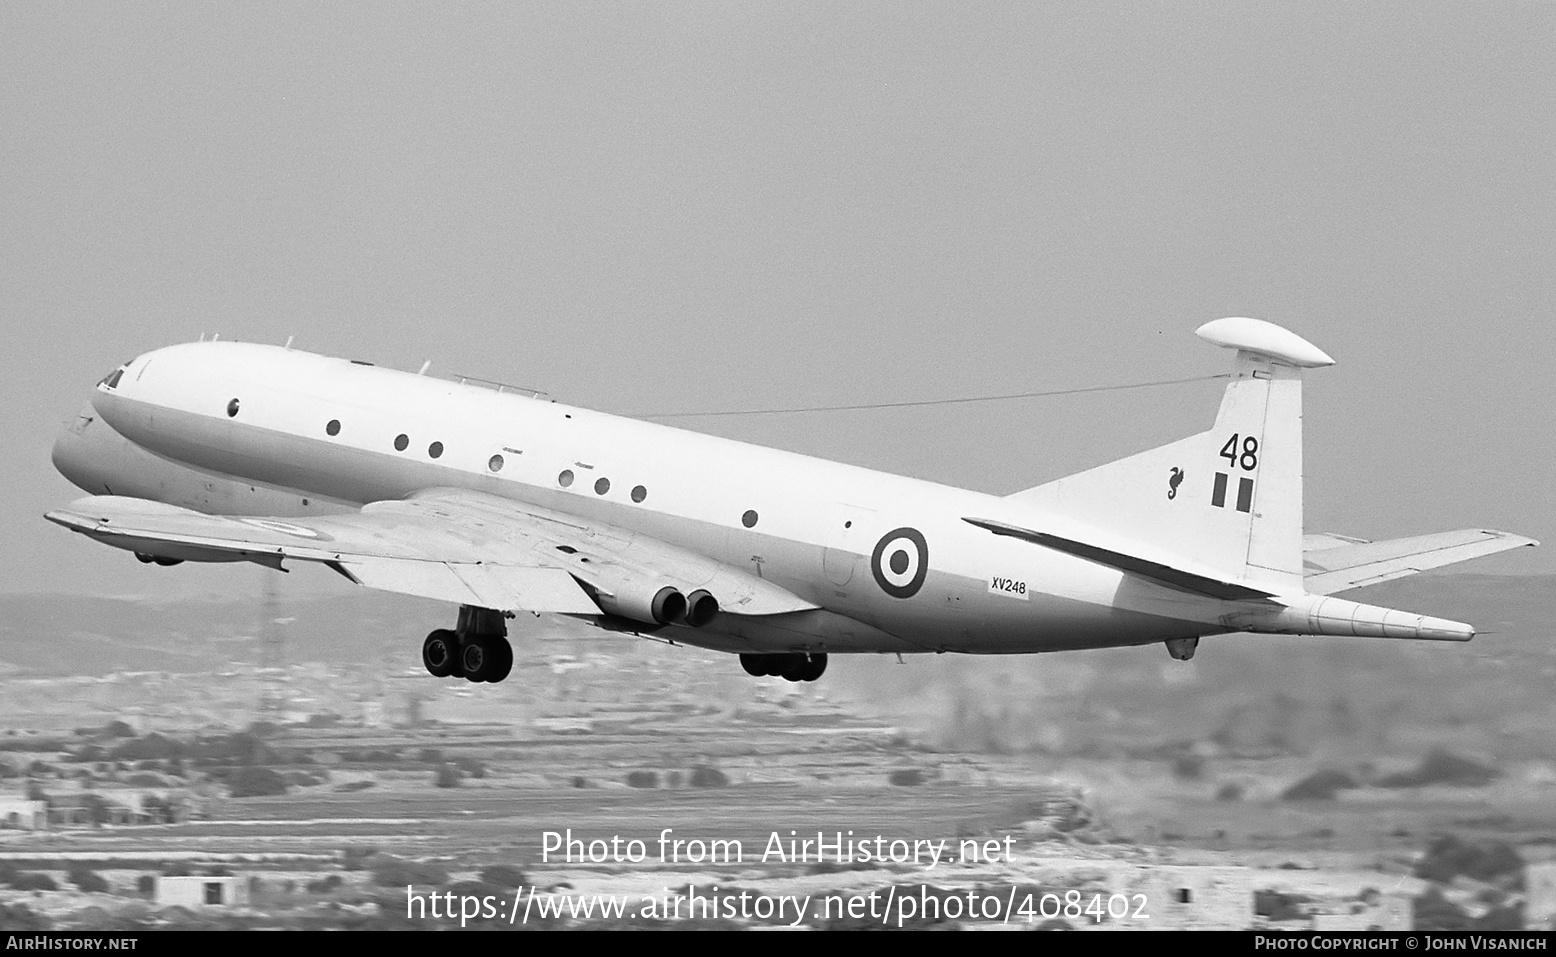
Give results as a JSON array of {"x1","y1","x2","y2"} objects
[
  {"x1": 682, "y1": 589, "x2": 719, "y2": 627},
  {"x1": 588, "y1": 583, "x2": 686, "y2": 626}
]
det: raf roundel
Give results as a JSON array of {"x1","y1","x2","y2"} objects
[{"x1": 871, "y1": 527, "x2": 929, "y2": 599}]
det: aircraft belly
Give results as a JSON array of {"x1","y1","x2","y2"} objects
[
  {"x1": 676, "y1": 608, "x2": 923, "y2": 655},
  {"x1": 976, "y1": 600, "x2": 1213, "y2": 653},
  {"x1": 678, "y1": 584, "x2": 1211, "y2": 655},
  {"x1": 778, "y1": 559, "x2": 1216, "y2": 654}
]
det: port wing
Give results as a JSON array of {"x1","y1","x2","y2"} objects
[{"x1": 45, "y1": 488, "x2": 818, "y2": 616}]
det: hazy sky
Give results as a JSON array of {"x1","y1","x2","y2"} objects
[{"x1": 3, "y1": 2, "x2": 1553, "y2": 600}]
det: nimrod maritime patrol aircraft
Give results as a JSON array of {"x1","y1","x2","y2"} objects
[{"x1": 48, "y1": 318, "x2": 1536, "y2": 684}]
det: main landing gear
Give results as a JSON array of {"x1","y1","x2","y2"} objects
[
  {"x1": 423, "y1": 605, "x2": 513, "y2": 683},
  {"x1": 740, "y1": 652, "x2": 827, "y2": 683}
]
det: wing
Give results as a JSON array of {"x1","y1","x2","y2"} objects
[
  {"x1": 1303, "y1": 529, "x2": 1538, "y2": 595},
  {"x1": 45, "y1": 488, "x2": 818, "y2": 617}
]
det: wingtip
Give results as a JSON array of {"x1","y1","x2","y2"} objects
[
  {"x1": 43, "y1": 509, "x2": 86, "y2": 530},
  {"x1": 1482, "y1": 529, "x2": 1540, "y2": 548}
]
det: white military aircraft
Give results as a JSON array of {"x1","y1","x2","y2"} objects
[{"x1": 48, "y1": 318, "x2": 1535, "y2": 684}]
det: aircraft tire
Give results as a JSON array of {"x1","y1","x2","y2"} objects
[
  {"x1": 798, "y1": 654, "x2": 827, "y2": 682},
  {"x1": 423, "y1": 629, "x2": 458, "y2": 678},
  {"x1": 485, "y1": 637, "x2": 513, "y2": 683},
  {"x1": 461, "y1": 636, "x2": 494, "y2": 683},
  {"x1": 778, "y1": 654, "x2": 812, "y2": 682}
]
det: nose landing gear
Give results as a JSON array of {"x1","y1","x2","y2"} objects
[{"x1": 422, "y1": 606, "x2": 513, "y2": 683}]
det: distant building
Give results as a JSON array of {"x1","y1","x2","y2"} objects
[
  {"x1": 1117, "y1": 866, "x2": 1255, "y2": 930},
  {"x1": 44, "y1": 789, "x2": 189, "y2": 826},
  {"x1": 155, "y1": 875, "x2": 247, "y2": 908},
  {"x1": 0, "y1": 799, "x2": 47, "y2": 830},
  {"x1": 1310, "y1": 896, "x2": 1410, "y2": 931}
]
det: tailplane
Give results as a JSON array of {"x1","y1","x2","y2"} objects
[{"x1": 1006, "y1": 317, "x2": 1333, "y2": 595}]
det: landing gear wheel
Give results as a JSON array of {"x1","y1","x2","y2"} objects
[
  {"x1": 422, "y1": 629, "x2": 458, "y2": 678},
  {"x1": 797, "y1": 653, "x2": 827, "y2": 682},
  {"x1": 739, "y1": 654, "x2": 767, "y2": 677},
  {"x1": 778, "y1": 653, "x2": 811, "y2": 682},
  {"x1": 462, "y1": 635, "x2": 497, "y2": 683},
  {"x1": 484, "y1": 637, "x2": 513, "y2": 684}
]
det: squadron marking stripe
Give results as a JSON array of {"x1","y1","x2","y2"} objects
[{"x1": 1236, "y1": 477, "x2": 1254, "y2": 513}]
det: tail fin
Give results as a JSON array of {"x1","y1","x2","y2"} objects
[{"x1": 1006, "y1": 318, "x2": 1333, "y2": 594}]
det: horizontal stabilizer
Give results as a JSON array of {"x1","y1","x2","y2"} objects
[
  {"x1": 962, "y1": 517, "x2": 1275, "y2": 601},
  {"x1": 1304, "y1": 528, "x2": 1539, "y2": 594}
]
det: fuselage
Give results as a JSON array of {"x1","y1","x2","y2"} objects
[{"x1": 53, "y1": 341, "x2": 1240, "y2": 655}]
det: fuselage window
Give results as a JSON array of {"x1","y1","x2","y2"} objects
[
  {"x1": 429, "y1": 441, "x2": 444, "y2": 459},
  {"x1": 488, "y1": 454, "x2": 504, "y2": 473},
  {"x1": 326, "y1": 419, "x2": 341, "y2": 436},
  {"x1": 742, "y1": 509, "x2": 759, "y2": 528},
  {"x1": 594, "y1": 477, "x2": 610, "y2": 495},
  {"x1": 631, "y1": 485, "x2": 647, "y2": 503},
  {"x1": 394, "y1": 433, "x2": 409, "y2": 451},
  {"x1": 226, "y1": 398, "x2": 240, "y2": 418},
  {"x1": 558, "y1": 469, "x2": 574, "y2": 488}
]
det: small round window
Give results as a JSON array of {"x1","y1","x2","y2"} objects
[
  {"x1": 631, "y1": 485, "x2": 647, "y2": 503},
  {"x1": 594, "y1": 477, "x2": 610, "y2": 495},
  {"x1": 558, "y1": 469, "x2": 574, "y2": 488},
  {"x1": 226, "y1": 398, "x2": 240, "y2": 418},
  {"x1": 428, "y1": 441, "x2": 444, "y2": 459},
  {"x1": 742, "y1": 509, "x2": 758, "y2": 528},
  {"x1": 488, "y1": 454, "x2": 504, "y2": 473},
  {"x1": 326, "y1": 419, "x2": 341, "y2": 436},
  {"x1": 394, "y1": 434, "x2": 409, "y2": 451}
]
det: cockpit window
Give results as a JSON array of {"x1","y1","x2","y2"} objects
[{"x1": 98, "y1": 368, "x2": 124, "y2": 389}]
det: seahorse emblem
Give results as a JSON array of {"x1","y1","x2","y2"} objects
[{"x1": 1168, "y1": 467, "x2": 1184, "y2": 500}]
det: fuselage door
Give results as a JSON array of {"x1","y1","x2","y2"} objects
[{"x1": 822, "y1": 503, "x2": 875, "y2": 586}]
